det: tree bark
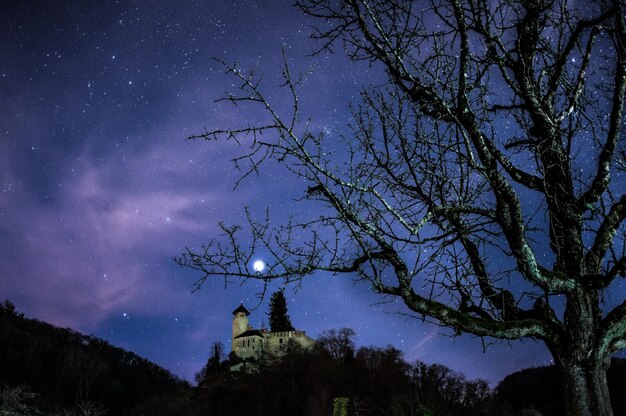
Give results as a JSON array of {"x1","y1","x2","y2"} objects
[{"x1": 557, "y1": 357, "x2": 612, "y2": 416}]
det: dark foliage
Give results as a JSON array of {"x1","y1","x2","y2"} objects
[
  {"x1": 267, "y1": 290, "x2": 295, "y2": 333},
  {"x1": 193, "y1": 330, "x2": 491, "y2": 416},
  {"x1": 317, "y1": 327, "x2": 356, "y2": 361},
  {"x1": 495, "y1": 358, "x2": 626, "y2": 416},
  {"x1": 4, "y1": 298, "x2": 626, "y2": 416},
  {"x1": 195, "y1": 342, "x2": 226, "y2": 387},
  {"x1": 0, "y1": 300, "x2": 187, "y2": 415}
]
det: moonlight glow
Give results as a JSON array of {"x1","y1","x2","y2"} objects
[{"x1": 253, "y1": 260, "x2": 265, "y2": 273}]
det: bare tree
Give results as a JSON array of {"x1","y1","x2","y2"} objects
[
  {"x1": 318, "y1": 328, "x2": 357, "y2": 361},
  {"x1": 177, "y1": 1, "x2": 625, "y2": 415}
]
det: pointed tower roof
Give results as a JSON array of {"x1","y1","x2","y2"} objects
[{"x1": 232, "y1": 303, "x2": 250, "y2": 316}]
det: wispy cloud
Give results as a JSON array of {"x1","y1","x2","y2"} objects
[{"x1": 0, "y1": 138, "x2": 244, "y2": 332}]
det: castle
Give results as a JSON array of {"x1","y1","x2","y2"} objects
[{"x1": 231, "y1": 303, "x2": 315, "y2": 369}]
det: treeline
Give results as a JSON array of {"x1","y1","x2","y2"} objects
[
  {"x1": 191, "y1": 328, "x2": 626, "y2": 416},
  {"x1": 0, "y1": 300, "x2": 186, "y2": 415},
  {"x1": 2, "y1": 300, "x2": 626, "y2": 415},
  {"x1": 192, "y1": 329, "x2": 491, "y2": 416}
]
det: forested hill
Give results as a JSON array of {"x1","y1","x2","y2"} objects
[
  {"x1": 496, "y1": 358, "x2": 626, "y2": 416},
  {"x1": 0, "y1": 300, "x2": 188, "y2": 415},
  {"x1": 3, "y1": 297, "x2": 626, "y2": 416}
]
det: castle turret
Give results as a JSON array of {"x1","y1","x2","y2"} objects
[{"x1": 232, "y1": 303, "x2": 250, "y2": 350}]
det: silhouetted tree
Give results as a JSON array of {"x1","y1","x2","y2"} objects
[
  {"x1": 317, "y1": 328, "x2": 356, "y2": 361},
  {"x1": 195, "y1": 341, "x2": 225, "y2": 386},
  {"x1": 0, "y1": 299, "x2": 16, "y2": 315},
  {"x1": 412, "y1": 361, "x2": 490, "y2": 416},
  {"x1": 178, "y1": 1, "x2": 626, "y2": 415},
  {"x1": 267, "y1": 290, "x2": 295, "y2": 332}
]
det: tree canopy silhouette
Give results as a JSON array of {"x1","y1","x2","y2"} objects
[
  {"x1": 177, "y1": 1, "x2": 625, "y2": 415},
  {"x1": 268, "y1": 290, "x2": 295, "y2": 333}
]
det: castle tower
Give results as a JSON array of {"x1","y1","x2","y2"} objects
[{"x1": 232, "y1": 304, "x2": 250, "y2": 350}]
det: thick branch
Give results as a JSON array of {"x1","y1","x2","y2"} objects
[
  {"x1": 585, "y1": 195, "x2": 626, "y2": 274},
  {"x1": 600, "y1": 298, "x2": 626, "y2": 355},
  {"x1": 378, "y1": 281, "x2": 558, "y2": 341}
]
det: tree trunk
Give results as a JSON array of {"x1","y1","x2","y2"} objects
[{"x1": 558, "y1": 358, "x2": 612, "y2": 416}]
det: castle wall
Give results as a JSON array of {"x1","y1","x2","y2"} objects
[
  {"x1": 229, "y1": 304, "x2": 316, "y2": 372},
  {"x1": 263, "y1": 330, "x2": 315, "y2": 356},
  {"x1": 233, "y1": 335, "x2": 264, "y2": 360}
]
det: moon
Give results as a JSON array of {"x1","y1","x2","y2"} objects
[{"x1": 253, "y1": 260, "x2": 265, "y2": 273}]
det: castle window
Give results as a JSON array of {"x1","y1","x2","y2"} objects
[{"x1": 279, "y1": 338, "x2": 283, "y2": 344}]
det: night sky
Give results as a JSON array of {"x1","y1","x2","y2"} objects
[{"x1": 1, "y1": 0, "x2": 611, "y2": 384}]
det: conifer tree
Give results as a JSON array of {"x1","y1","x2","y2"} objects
[{"x1": 267, "y1": 290, "x2": 294, "y2": 332}]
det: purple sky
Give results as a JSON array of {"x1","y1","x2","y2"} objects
[{"x1": 2, "y1": 0, "x2": 617, "y2": 384}]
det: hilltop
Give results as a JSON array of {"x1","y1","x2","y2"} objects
[
  {"x1": 2, "y1": 298, "x2": 626, "y2": 416},
  {"x1": 0, "y1": 300, "x2": 188, "y2": 415}
]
